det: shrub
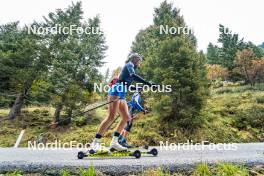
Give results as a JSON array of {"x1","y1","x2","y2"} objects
[
  {"x1": 60, "y1": 169, "x2": 71, "y2": 176},
  {"x1": 5, "y1": 170, "x2": 23, "y2": 176},
  {"x1": 234, "y1": 107, "x2": 264, "y2": 130},
  {"x1": 193, "y1": 163, "x2": 211, "y2": 176},
  {"x1": 141, "y1": 167, "x2": 172, "y2": 176},
  {"x1": 74, "y1": 116, "x2": 87, "y2": 127},
  {"x1": 215, "y1": 83, "x2": 264, "y2": 94},
  {"x1": 32, "y1": 109, "x2": 41, "y2": 114},
  {"x1": 256, "y1": 96, "x2": 264, "y2": 104},
  {"x1": 0, "y1": 96, "x2": 13, "y2": 108},
  {"x1": 41, "y1": 110, "x2": 50, "y2": 117},
  {"x1": 214, "y1": 87, "x2": 233, "y2": 94},
  {"x1": 215, "y1": 163, "x2": 249, "y2": 176},
  {"x1": 79, "y1": 165, "x2": 96, "y2": 176},
  {"x1": 211, "y1": 79, "x2": 224, "y2": 88}
]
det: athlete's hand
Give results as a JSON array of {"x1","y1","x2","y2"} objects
[
  {"x1": 143, "y1": 109, "x2": 149, "y2": 114},
  {"x1": 132, "y1": 114, "x2": 140, "y2": 120}
]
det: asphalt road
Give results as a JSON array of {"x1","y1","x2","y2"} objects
[{"x1": 0, "y1": 143, "x2": 264, "y2": 175}]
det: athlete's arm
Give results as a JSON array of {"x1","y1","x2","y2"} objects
[
  {"x1": 127, "y1": 63, "x2": 152, "y2": 86},
  {"x1": 134, "y1": 94, "x2": 144, "y2": 112},
  {"x1": 132, "y1": 74, "x2": 152, "y2": 86}
]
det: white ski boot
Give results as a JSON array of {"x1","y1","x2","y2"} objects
[
  {"x1": 110, "y1": 136, "x2": 127, "y2": 151},
  {"x1": 90, "y1": 138, "x2": 102, "y2": 151}
]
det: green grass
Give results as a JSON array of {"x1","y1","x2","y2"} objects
[
  {"x1": 79, "y1": 165, "x2": 96, "y2": 176},
  {"x1": 59, "y1": 165, "x2": 97, "y2": 176},
  {"x1": 192, "y1": 163, "x2": 249, "y2": 176},
  {"x1": 154, "y1": 84, "x2": 264, "y2": 144},
  {"x1": 0, "y1": 108, "x2": 9, "y2": 117},
  {"x1": 139, "y1": 163, "x2": 252, "y2": 176},
  {"x1": 1, "y1": 163, "x2": 263, "y2": 175},
  {"x1": 60, "y1": 169, "x2": 71, "y2": 176},
  {"x1": 214, "y1": 163, "x2": 249, "y2": 176},
  {"x1": 193, "y1": 163, "x2": 211, "y2": 176},
  {"x1": 213, "y1": 83, "x2": 264, "y2": 94},
  {"x1": 4, "y1": 170, "x2": 23, "y2": 176},
  {"x1": 140, "y1": 167, "x2": 179, "y2": 176},
  {"x1": 0, "y1": 107, "x2": 55, "y2": 147},
  {"x1": 0, "y1": 106, "x2": 108, "y2": 147},
  {"x1": 256, "y1": 96, "x2": 264, "y2": 104}
]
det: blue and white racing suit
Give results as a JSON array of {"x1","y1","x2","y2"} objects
[{"x1": 125, "y1": 92, "x2": 145, "y2": 132}]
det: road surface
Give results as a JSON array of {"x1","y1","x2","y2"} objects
[{"x1": 0, "y1": 143, "x2": 264, "y2": 175}]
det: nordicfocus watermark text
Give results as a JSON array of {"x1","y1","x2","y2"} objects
[
  {"x1": 28, "y1": 140, "x2": 104, "y2": 150},
  {"x1": 159, "y1": 25, "x2": 232, "y2": 35},
  {"x1": 159, "y1": 25, "x2": 193, "y2": 35},
  {"x1": 160, "y1": 140, "x2": 238, "y2": 151},
  {"x1": 94, "y1": 83, "x2": 172, "y2": 93},
  {"x1": 27, "y1": 24, "x2": 101, "y2": 35},
  {"x1": 27, "y1": 140, "x2": 238, "y2": 151}
]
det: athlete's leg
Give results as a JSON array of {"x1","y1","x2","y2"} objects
[
  {"x1": 91, "y1": 95, "x2": 119, "y2": 150},
  {"x1": 118, "y1": 104, "x2": 135, "y2": 148},
  {"x1": 121, "y1": 107, "x2": 134, "y2": 138},
  {"x1": 121, "y1": 130, "x2": 129, "y2": 138},
  {"x1": 97, "y1": 95, "x2": 119, "y2": 135},
  {"x1": 116, "y1": 99, "x2": 130, "y2": 133},
  {"x1": 121, "y1": 119, "x2": 133, "y2": 138},
  {"x1": 110, "y1": 99, "x2": 130, "y2": 151}
]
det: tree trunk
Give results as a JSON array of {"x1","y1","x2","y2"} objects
[
  {"x1": 251, "y1": 70, "x2": 259, "y2": 87},
  {"x1": 67, "y1": 108, "x2": 73, "y2": 122},
  {"x1": 54, "y1": 94, "x2": 66, "y2": 122},
  {"x1": 243, "y1": 66, "x2": 253, "y2": 87},
  {"x1": 8, "y1": 82, "x2": 31, "y2": 119}
]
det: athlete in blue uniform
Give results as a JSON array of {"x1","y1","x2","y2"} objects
[
  {"x1": 91, "y1": 53, "x2": 153, "y2": 151},
  {"x1": 119, "y1": 91, "x2": 148, "y2": 148}
]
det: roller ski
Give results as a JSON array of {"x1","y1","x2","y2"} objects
[
  {"x1": 77, "y1": 137, "x2": 157, "y2": 159},
  {"x1": 119, "y1": 137, "x2": 158, "y2": 157},
  {"x1": 77, "y1": 148, "x2": 142, "y2": 159},
  {"x1": 78, "y1": 136, "x2": 141, "y2": 159},
  {"x1": 77, "y1": 145, "x2": 157, "y2": 159}
]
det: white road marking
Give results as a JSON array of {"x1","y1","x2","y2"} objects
[{"x1": 14, "y1": 130, "x2": 25, "y2": 148}]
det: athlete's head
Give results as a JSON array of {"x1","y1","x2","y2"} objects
[{"x1": 128, "y1": 53, "x2": 143, "y2": 67}]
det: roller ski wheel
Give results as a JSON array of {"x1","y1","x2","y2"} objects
[
  {"x1": 77, "y1": 151, "x2": 86, "y2": 159},
  {"x1": 89, "y1": 149, "x2": 96, "y2": 154},
  {"x1": 149, "y1": 148, "x2": 158, "y2": 156},
  {"x1": 133, "y1": 147, "x2": 158, "y2": 156},
  {"x1": 132, "y1": 150, "x2": 141, "y2": 159},
  {"x1": 109, "y1": 147, "x2": 116, "y2": 152}
]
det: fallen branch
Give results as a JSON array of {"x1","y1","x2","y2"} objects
[{"x1": 0, "y1": 117, "x2": 9, "y2": 123}]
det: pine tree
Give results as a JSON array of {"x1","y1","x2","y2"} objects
[
  {"x1": 206, "y1": 43, "x2": 221, "y2": 64},
  {"x1": 217, "y1": 24, "x2": 244, "y2": 70},
  {"x1": 0, "y1": 22, "x2": 51, "y2": 119},
  {"x1": 43, "y1": 2, "x2": 107, "y2": 122},
  {"x1": 131, "y1": 1, "x2": 208, "y2": 131}
]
